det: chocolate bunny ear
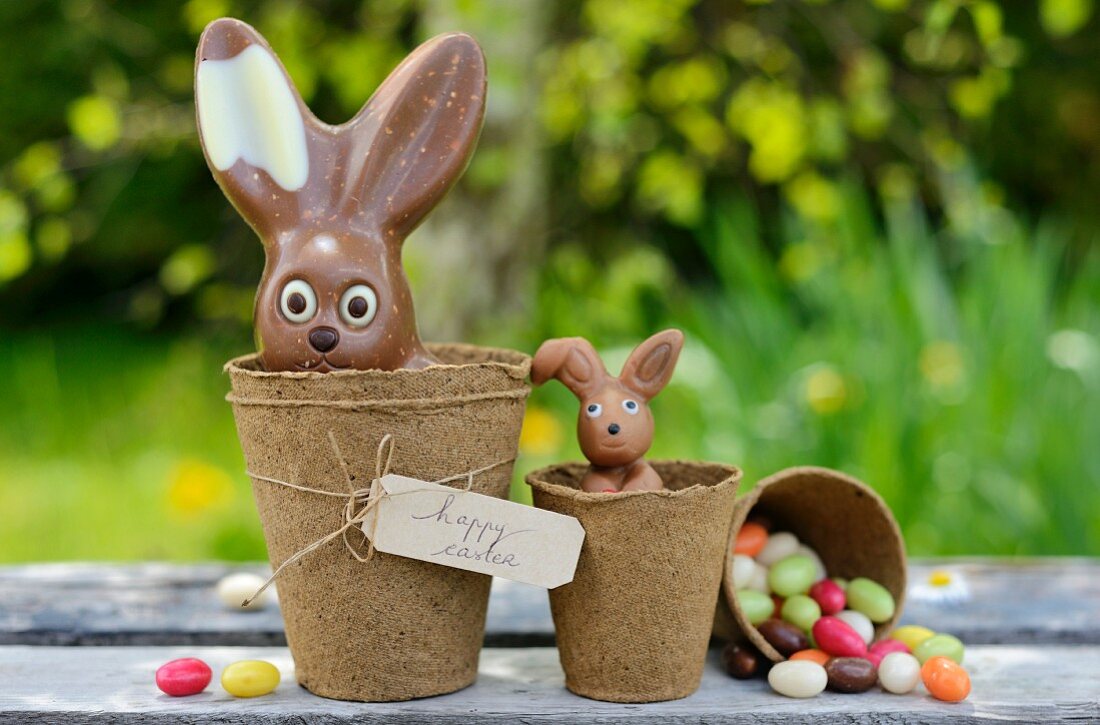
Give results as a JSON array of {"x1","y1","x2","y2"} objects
[
  {"x1": 532, "y1": 337, "x2": 608, "y2": 399},
  {"x1": 195, "y1": 18, "x2": 320, "y2": 238},
  {"x1": 338, "y1": 33, "x2": 487, "y2": 240},
  {"x1": 619, "y1": 329, "x2": 685, "y2": 401}
]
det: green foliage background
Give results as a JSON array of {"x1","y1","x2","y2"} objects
[{"x1": 0, "y1": 0, "x2": 1097, "y2": 560}]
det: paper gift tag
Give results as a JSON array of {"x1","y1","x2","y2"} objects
[{"x1": 360, "y1": 474, "x2": 585, "y2": 589}]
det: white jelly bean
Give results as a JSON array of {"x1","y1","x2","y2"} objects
[
  {"x1": 217, "y1": 573, "x2": 274, "y2": 611},
  {"x1": 732, "y1": 554, "x2": 756, "y2": 589},
  {"x1": 796, "y1": 544, "x2": 827, "y2": 582},
  {"x1": 757, "y1": 531, "x2": 800, "y2": 566},
  {"x1": 747, "y1": 562, "x2": 771, "y2": 593},
  {"x1": 768, "y1": 660, "x2": 827, "y2": 698},
  {"x1": 835, "y1": 609, "x2": 875, "y2": 645},
  {"x1": 879, "y1": 652, "x2": 922, "y2": 694}
]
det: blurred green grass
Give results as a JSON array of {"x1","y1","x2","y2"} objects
[{"x1": 1, "y1": 181, "x2": 1095, "y2": 561}]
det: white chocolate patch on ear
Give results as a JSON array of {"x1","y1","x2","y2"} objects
[{"x1": 196, "y1": 45, "x2": 309, "y2": 191}]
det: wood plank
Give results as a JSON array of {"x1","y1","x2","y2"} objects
[
  {"x1": 0, "y1": 645, "x2": 1096, "y2": 723},
  {"x1": 0, "y1": 559, "x2": 1096, "y2": 646}
]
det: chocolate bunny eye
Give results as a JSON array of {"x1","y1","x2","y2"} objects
[
  {"x1": 279, "y1": 279, "x2": 317, "y2": 324},
  {"x1": 339, "y1": 284, "x2": 378, "y2": 328},
  {"x1": 585, "y1": 403, "x2": 603, "y2": 419},
  {"x1": 622, "y1": 399, "x2": 640, "y2": 415}
]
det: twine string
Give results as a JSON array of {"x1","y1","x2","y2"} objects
[{"x1": 240, "y1": 433, "x2": 512, "y2": 607}]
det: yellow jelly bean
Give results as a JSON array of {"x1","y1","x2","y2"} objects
[
  {"x1": 891, "y1": 624, "x2": 935, "y2": 652},
  {"x1": 221, "y1": 660, "x2": 280, "y2": 698}
]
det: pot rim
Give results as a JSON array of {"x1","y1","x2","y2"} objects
[{"x1": 526, "y1": 460, "x2": 742, "y2": 503}]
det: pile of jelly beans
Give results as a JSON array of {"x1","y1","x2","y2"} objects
[
  {"x1": 727, "y1": 520, "x2": 971, "y2": 702},
  {"x1": 156, "y1": 657, "x2": 281, "y2": 698}
]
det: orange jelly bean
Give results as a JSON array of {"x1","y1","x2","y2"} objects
[
  {"x1": 734, "y1": 522, "x2": 769, "y2": 557},
  {"x1": 789, "y1": 648, "x2": 831, "y2": 666},
  {"x1": 921, "y1": 655, "x2": 971, "y2": 702}
]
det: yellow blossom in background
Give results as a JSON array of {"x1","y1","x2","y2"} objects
[
  {"x1": 166, "y1": 459, "x2": 235, "y2": 517},
  {"x1": 727, "y1": 78, "x2": 807, "y2": 183},
  {"x1": 920, "y1": 341, "x2": 965, "y2": 390},
  {"x1": 519, "y1": 407, "x2": 565, "y2": 457},
  {"x1": 805, "y1": 365, "x2": 848, "y2": 415},
  {"x1": 779, "y1": 241, "x2": 824, "y2": 283},
  {"x1": 67, "y1": 95, "x2": 122, "y2": 152},
  {"x1": 784, "y1": 171, "x2": 841, "y2": 223}
]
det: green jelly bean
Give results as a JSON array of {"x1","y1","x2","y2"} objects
[
  {"x1": 914, "y1": 633, "x2": 965, "y2": 665},
  {"x1": 846, "y1": 577, "x2": 896, "y2": 623},
  {"x1": 737, "y1": 589, "x2": 775, "y2": 626},
  {"x1": 768, "y1": 555, "x2": 817, "y2": 597},
  {"x1": 832, "y1": 577, "x2": 849, "y2": 591},
  {"x1": 781, "y1": 594, "x2": 822, "y2": 633}
]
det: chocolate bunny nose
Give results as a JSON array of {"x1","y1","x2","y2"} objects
[
  {"x1": 308, "y1": 326, "x2": 339, "y2": 353},
  {"x1": 608, "y1": 423, "x2": 621, "y2": 435}
]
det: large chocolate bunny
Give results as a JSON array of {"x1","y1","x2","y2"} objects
[
  {"x1": 195, "y1": 18, "x2": 486, "y2": 371},
  {"x1": 532, "y1": 330, "x2": 685, "y2": 493}
]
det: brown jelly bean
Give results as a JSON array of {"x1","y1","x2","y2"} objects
[
  {"x1": 825, "y1": 656, "x2": 878, "y2": 693},
  {"x1": 722, "y1": 642, "x2": 761, "y2": 680},
  {"x1": 758, "y1": 618, "x2": 809, "y2": 657}
]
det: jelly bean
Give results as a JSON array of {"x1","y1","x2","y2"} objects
[
  {"x1": 809, "y1": 579, "x2": 846, "y2": 615},
  {"x1": 831, "y1": 576, "x2": 849, "y2": 591},
  {"x1": 767, "y1": 660, "x2": 827, "y2": 698},
  {"x1": 722, "y1": 642, "x2": 761, "y2": 680},
  {"x1": 796, "y1": 544, "x2": 827, "y2": 581},
  {"x1": 221, "y1": 660, "x2": 280, "y2": 698},
  {"x1": 757, "y1": 531, "x2": 800, "y2": 566},
  {"x1": 891, "y1": 624, "x2": 935, "y2": 652},
  {"x1": 789, "y1": 648, "x2": 831, "y2": 666},
  {"x1": 737, "y1": 589, "x2": 775, "y2": 626},
  {"x1": 867, "y1": 638, "x2": 910, "y2": 667},
  {"x1": 758, "y1": 618, "x2": 810, "y2": 657},
  {"x1": 734, "y1": 522, "x2": 769, "y2": 557},
  {"x1": 878, "y1": 652, "x2": 922, "y2": 694},
  {"x1": 155, "y1": 658, "x2": 212, "y2": 697},
  {"x1": 835, "y1": 609, "x2": 875, "y2": 645},
  {"x1": 216, "y1": 573, "x2": 273, "y2": 611},
  {"x1": 921, "y1": 656, "x2": 971, "y2": 702},
  {"x1": 746, "y1": 562, "x2": 770, "y2": 593},
  {"x1": 768, "y1": 555, "x2": 817, "y2": 597},
  {"x1": 846, "y1": 577, "x2": 896, "y2": 623},
  {"x1": 812, "y1": 616, "x2": 868, "y2": 658},
  {"x1": 914, "y1": 633, "x2": 965, "y2": 665},
  {"x1": 731, "y1": 554, "x2": 756, "y2": 589},
  {"x1": 781, "y1": 594, "x2": 822, "y2": 633},
  {"x1": 825, "y1": 656, "x2": 877, "y2": 693}
]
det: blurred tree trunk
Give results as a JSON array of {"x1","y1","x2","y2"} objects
[{"x1": 407, "y1": 0, "x2": 549, "y2": 347}]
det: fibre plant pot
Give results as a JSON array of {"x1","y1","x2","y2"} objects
[
  {"x1": 226, "y1": 344, "x2": 530, "y2": 702},
  {"x1": 526, "y1": 461, "x2": 741, "y2": 703},
  {"x1": 717, "y1": 466, "x2": 907, "y2": 662}
]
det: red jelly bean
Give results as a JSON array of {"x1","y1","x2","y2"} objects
[
  {"x1": 809, "y1": 579, "x2": 846, "y2": 616},
  {"x1": 867, "y1": 638, "x2": 911, "y2": 667},
  {"x1": 813, "y1": 616, "x2": 868, "y2": 658},
  {"x1": 156, "y1": 658, "x2": 212, "y2": 697}
]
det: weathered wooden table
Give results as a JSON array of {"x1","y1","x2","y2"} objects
[{"x1": 1, "y1": 558, "x2": 1097, "y2": 722}]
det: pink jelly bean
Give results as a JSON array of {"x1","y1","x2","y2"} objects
[
  {"x1": 866, "y1": 638, "x2": 911, "y2": 667},
  {"x1": 156, "y1": 658, "x2": 212, "y2": 697},
  {"x1": 812, "y1": 616, "x2": 868, "y2": 658},
  {"x1": 809, "y1": 579, "x2": 846, "y2": 615}
]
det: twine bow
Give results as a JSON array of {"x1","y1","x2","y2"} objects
[{"x1": 241, "y1": 432, "x2": 512, "y2": 607}]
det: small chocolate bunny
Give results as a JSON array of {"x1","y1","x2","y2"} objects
[
  {"x1": 532, "y1": 330, "x2": 685, "y2": 493},
  {"x1": 195, "y1": 18, "x2": 487, "y2": 371}
]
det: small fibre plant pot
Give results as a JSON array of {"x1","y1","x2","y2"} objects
[
  {"x1": 527, "y1": 461, "x2": 741, "y2": 703},
  {"x1": 718, "y1": 466, "x2": 907, "y2": 662},
  {"x1": 226, "y1": 344, "x2": 530, "y2": 702}
]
